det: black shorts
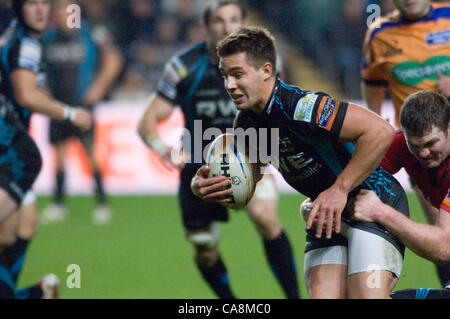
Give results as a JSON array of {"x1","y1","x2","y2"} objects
[
  {"x1": 49, "y1": 118, "x2": 94, "y2": 149},
  {"x1": 178, "y1": 165, "x2": 228, "y2": 230},
  {"x1": 0, "y1": 131, "x2": 42, "y2": 204},
  {"x1": 305, "y1": 168, "x2": 409, "y2": 256}
]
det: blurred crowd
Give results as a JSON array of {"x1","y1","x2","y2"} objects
[
  {"x1": 249, "y1": 0, "x2": 447, "y2": 98},
  {"x1": 0, "y1": 0, "x2": 208, "y2": 102},
  {"x1": 0, "y1": 0, "x2": 447, "y2": 100}
]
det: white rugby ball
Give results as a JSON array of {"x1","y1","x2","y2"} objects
[
  {"x1": 300, "y1": 198, "x2": 312, "y2": 221},
  {"x1": 206, "y1": 133, "x2": 256, "y2": 210}
]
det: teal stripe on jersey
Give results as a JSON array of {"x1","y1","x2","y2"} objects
[
  {"x1": 415, "y1": 288, "x2": 431, "y2": 299},
  {"x1": 77, "y1": 28, "x2": 98, "y2": 103},
  {"x1": 184, "y1": 53, "x2": 210, "y2": 108}
]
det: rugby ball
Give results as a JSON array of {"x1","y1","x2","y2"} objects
[
  {"x1": 300, "y1": 198, "x2": 312, "y2": 221},
  {"x1": 206, "y1": 133, "x2": 256, "y2": 209}
]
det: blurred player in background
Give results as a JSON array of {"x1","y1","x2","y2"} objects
[
  {"x1": 193, "y1": 26, "x2": 409, "y2": 298},
  {"x1": 352, "y1": 90, "x2": 450, "y2": 298},
  {"x1": 361, "y1": 0, "x2": 450, "y2": 288},
  {"x1": 0, "y1": 0, "x2": 91, "y2": 298},
  {"x1": 41, "y1": 0, "x2": 123, "y2": 225},
  {"x1": 138, "y1": 0, "x2": 299, "y2": 299}
]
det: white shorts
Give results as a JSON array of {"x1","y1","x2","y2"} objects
[
  {"x1": 304, "y1": 221, "x2": 403, "y2": 278},
  {"x1": 21, "y1": 190, "x2": 36, "y2": 206},
  {"x1": 253, "y1": 174, "x2": 278, "y2": 200}
]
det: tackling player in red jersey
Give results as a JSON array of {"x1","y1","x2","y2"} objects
[{"x1": 352, "y1": 90, "x2": 450, "y2": 298}]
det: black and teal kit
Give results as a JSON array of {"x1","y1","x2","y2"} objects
[
  {"x1": 0, "y1": 20, "x2": 43, "y2": 204},
  {"x1": 42, "y1": 22, "x2": 110, "y2": 145},
  {"x1": 157, "y1": 42, "x2": 237, "y2": 229},
  {"x1": 157, "y1": 42, "x2": 299, "y2": 299},
  {"x1": 234, "y1": 78, "x2": 409, "y2": 254}
]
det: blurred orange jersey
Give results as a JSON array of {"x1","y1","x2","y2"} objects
[{"x1": 362, "y1": 2, "x2": 450, "y2": 126}]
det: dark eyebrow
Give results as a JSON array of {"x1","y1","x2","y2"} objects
[
  {"x1": 228, "y1": 67, "x2": 244, "y2": 72},
  {"x1": 219, "y1": 66, "x2": 243, "y2": 76},
  {"x1": 409, "y1": 138, "x2": 438, "y2": 148}
]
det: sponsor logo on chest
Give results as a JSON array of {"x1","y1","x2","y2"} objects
[
  {"x1": 392, "y1": 55, "x2": 450, "y2": 86},
  {"x1": 426, "y1": 30, "x2": 450, "y2": 45}
]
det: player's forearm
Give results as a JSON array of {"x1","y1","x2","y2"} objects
[
  {"x1": 361, "y1": 81, "x2": 385, "y2": 115},
  {"x1": 137, "y1": 97, "x2": 174, "y2": 156},
  {"x1": 138, "y1": 118, "x2": 168, "y2": 156},
  {"x1": 138, "y1": 95, "x2": 175, "y2": 141},
  {"x1": 335, "y1": 121, "x2": 394, "y2": 193},
  {"x1": 16, "y1": 87, "x2": 67, "y2": 121},
  {"x1": 138, "y1": 110, "x2": 160, "y2": 141},
  {"x1": 93, "y1": 49, "x2": 123, "y2": 94},
  {"x1": 375, "y1": 204, "x2": 450, "y2": 265}
]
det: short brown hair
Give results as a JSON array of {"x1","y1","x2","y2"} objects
[
  {"x1": 216, "y1": 26, "x2": 277, "y2": 74},
  {"x1": 400, "y1": 90, "x2": 450, "y2": 136},
  {"x1": 203, "y1": 0, "x2": 246, "y2": 26}
]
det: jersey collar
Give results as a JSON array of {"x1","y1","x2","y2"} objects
[{"x1": 263, "y1": 77, "x2": 280, "y2": 115}]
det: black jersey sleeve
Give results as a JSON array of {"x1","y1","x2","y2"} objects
[
  {"x1": 156, "y1": 53, "x2": 188, "y2": 106},
  {"x1": 9, "y1": 37, "x2": 42, "y2": 73},
  {"x1": 289, "y1": 92, "x2": 348, "y2": 140}
]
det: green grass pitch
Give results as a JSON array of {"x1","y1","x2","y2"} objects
[{"x1": 17, "y1": 193, "x2": 441, "y2": 298}]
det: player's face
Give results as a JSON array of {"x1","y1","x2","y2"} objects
[
  {"x1": 392, "y1": 0, "x2": 431, "y2": 19},
  {"x1": 22, "y1": 0, "x2": 50, "y2": 32},
  {"x1": 219, "y1": 52, "x2": 268, "y2": 112},
  {"x1": 206, "y1": 4, "x2": 245, "y2": 48},
  {"x1": 405, "y1": 124, "x2": 450, "y2": 168}
]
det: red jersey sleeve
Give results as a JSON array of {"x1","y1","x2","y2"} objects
[{"x1": 381, "y1": 131, "x2": 406, "y2": 174}]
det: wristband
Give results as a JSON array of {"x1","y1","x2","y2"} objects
[
  {"x1": 144, "y1": 136, "x2": 169, "y2": 157},
  {"x1": 63, "y1": 105, "x2": 76, "y2": 122}
]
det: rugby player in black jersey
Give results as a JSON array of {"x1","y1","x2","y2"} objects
[
  {"x1": 192, "y1": 26, "x2": 410, "y2": 298},
  {"x1": 0, "y1": 0, "x2": 91, "y2": 298},
  {"x1": 138, "y1": 1, "x2": 299, "y2": 299}
]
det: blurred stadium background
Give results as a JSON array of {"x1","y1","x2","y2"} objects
[{"x1": 0, "y1": 0, "x2": 444, "y2": 298}]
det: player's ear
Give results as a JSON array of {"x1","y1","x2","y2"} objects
[{"x1": 261, "y1": 62, "x2": 273, "y2": 80}]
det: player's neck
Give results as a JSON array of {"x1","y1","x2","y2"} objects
[
  {"x1": 251, "y1": 77, "x2": 277, "y2": 115},
  {"x1": 207, "y1": 41, "x2": 219, "y2": 64}
]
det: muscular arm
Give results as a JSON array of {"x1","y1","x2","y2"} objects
[
  {"x1": 416, "y1": 189, "x2": 439, "y2": 224},
  {"x1": 307, "y1": 103, "x2": 394, "y2": 238},
  {"x1": 138, "y1": 94, "x2": 182, "y2": 168},
  {"x1": 353, "y1": 190, "x2": 450, "y2": 265},
  {"x1": 12, "y1": 69, "x2": 66, "y2": 120},
  {"x1": 138, "y1": 94, "x2": 174, "y2": 141},
  {"x1": 361, "y1": 81, "x2": 386, "y2": 115},
  {"x1": 11, "y1": 69, "x2": 91, "y2": 129},
  {"x1": 84, "y1": 47, "x2": 123, "y2": 106},
  {"x1": 336, "y1": 102, "x2": 394, "y2": 192}
]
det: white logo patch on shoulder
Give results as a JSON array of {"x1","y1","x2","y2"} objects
[
  {"x1": 19, "y1": 38, "x2": 41, "y2": 72},
  {"x1": 293, "y1": 93, "x2": 318, "y2": 122}
]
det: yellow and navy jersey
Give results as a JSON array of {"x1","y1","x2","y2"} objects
[
  {"x1": 234, "y1": 78, "x2": 402, "y2": 221},
  {"x1": 362, "y1": 2, "x2": 450, "y2": 126},
  {"x1": 0, "y1": 20, "x2": 45, "y2": 136},
  {"x1": 157, "y1": 42, "x2": 237, "y2": 164}
]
